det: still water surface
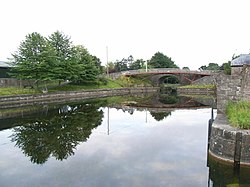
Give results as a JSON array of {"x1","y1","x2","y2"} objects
[{"x1": 0, "y1": 96, "x2": 249, "y2": 187}]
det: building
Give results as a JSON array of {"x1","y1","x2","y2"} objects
[
  {"x1": 231, "y1": 54, "x2": 250, "y2": 75},
  {"x1": 0, "y1": 61, "x2": 11, "y2": 78}
]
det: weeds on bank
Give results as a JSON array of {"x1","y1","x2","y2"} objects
[{"x1": 226, "y1": 101, "x2": 250, "y2": 129}]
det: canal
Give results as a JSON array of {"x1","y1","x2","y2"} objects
[{"x1": 0, "y1": 94, "x2": 249, "y2": 187}]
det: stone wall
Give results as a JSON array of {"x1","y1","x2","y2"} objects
[
  {"x1": 209, "y1": 65, "x2": 250, "y2": 165},
  {"x1": 216, "y1": 74, "x2": 242, "y2": 114},
  {"x1": 0, "y1": 78, "x2": 32, "y2": 87},
  {"x1": 209, "y1": 114, "x2": 250, "y2": 165},
  {"x1": 177, "y1": 87, "x2": 215, "y2": 95},
  {"x1": 192, "y1": 75, "x2": 217, "y2": 85},
  {"x1": 0, "y1": 87, "x2": 159, "y2": 109},
  {"x1": 241, "y1": 65, "x2": 250, "y2": 100},
  {"x1": 216, "y1": 65, "x2": 250, "y2": 114}
]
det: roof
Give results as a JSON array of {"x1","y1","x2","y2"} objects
[
  {"x1": 0, "y1": 61, "x2": 12, "y2": 68},
  {"x1": 231, "y1": 54, "x2": 250, "y2": 67}
]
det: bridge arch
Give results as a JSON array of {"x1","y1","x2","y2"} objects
[
  {"x1": 158, "y1": 75, "x2": 180, "y2": 84},
  {"x1": 109, "y1": 68, "x2": 213, "y2": 85}
]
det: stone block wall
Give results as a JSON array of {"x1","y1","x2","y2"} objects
[
  {"x1": 216, "y1": 74, "x2": 242, "y2": 114},
  {"x1": 241, "y1": 65, "x2": 250, "y2": 100},
  {"x1": 209, "y1": 65, "x2": 250, "y2": 165},
  {"x1": 192, "y1": 74, "x2": 217, "y2": 85},
  {"x1": 209, "y1": 114, "x2": 250, "y2": 165},
  {"x1": 0, "y1": 87, "x2": 159, "y2": 109}
]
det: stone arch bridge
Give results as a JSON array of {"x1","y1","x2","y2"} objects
[{"x1": 109, "y1": 68, "x2": 213, "y2": 85}]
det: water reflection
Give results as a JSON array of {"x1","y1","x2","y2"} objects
[
  {"x1": 207, "y1": 155, "x2": 250, "y2": 186},
  {"x1": 1, "y1": 94, "x2": 250, "y2": 186},
  {"x1": 150, "y1": 111, "x2": 172, "y2": 121},
  {"x1": 1, "y1": 94, "x2": 214, "y2": 165},
  {"x1": 10, "y1": 102, "x2": 103, "y2": 164}
]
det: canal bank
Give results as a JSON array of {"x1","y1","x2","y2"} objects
[{"x1": 0, "y1": 87, "x2": 159, "y2": 109}]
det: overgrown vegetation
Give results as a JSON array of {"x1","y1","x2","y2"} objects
[{"x1": 226, "y1": 101, "x2": 250, "y2": 129}]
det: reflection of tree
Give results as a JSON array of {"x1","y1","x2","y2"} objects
[
  {"x1": 159, "y1": 94, "x2": 178, "y2": 104},
  {"x1": 11, "y1": 102, "x2": 103, "y2": 164},
  {"x1": 150, "y1": 111, "x2": 171, "y2": 121}
]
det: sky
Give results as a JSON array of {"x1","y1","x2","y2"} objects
[{"x1": 1, "y1": 0, "x2": 250, "y2": 70}]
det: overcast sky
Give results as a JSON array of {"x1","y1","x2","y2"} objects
[{"x1": 1, "y1": 0, "x2": 250, "y2": 70}]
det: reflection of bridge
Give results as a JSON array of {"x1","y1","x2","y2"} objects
[{"x1": 109, "y1": 68, "x2": 214, "y2": 84}]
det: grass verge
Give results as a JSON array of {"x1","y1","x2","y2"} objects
[
  {"x1": 0, "y1": 87, "x2": 40, "y2": 96},
  {"x1": 226, "y1": 101, "x2": 250, "y2": 129},
  {"x1": 0, "y1": 76, "x2": 152, "y2": 96}
]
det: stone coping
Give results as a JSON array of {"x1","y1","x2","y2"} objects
[{"x1": 209, "y1": 114, "x2": 250, "y2": 166}]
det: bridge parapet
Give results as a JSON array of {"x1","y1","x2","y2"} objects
[
  {"x1": 121, "y1": 68, "x2": 214, "y2": 76},
  {"x1": 107, "y1": 68, "x2": 216, "y2": 80}
]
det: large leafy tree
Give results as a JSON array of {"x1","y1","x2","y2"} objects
[
  {"x1": 10, "y1": 31, "x2": 102, "y2": 86},
  {"x1": 48, "y1": 31, "x2": 73, "y2": 82},
  {"x1": 148, "y1": 52, "x2": 178, "y2": 68},
  {"x1": 11, "y1": 32, "x2": 57, "y2": 87},
  {"x1": 71, "y1": 45, "x2": 100, "y2": 83}
]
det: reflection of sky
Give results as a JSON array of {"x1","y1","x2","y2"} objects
[{"x1": 0, "y1": 107, "x2": 213, "y2": 187}]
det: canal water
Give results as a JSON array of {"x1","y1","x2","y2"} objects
[{"x1": 0, "y1": 95, "x2": 249, "y2": 187}]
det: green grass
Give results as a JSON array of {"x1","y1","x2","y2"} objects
[
  {"x1": 0, "y1": 76, "x2": 152, "y2": 96},
  {"x1": 0, "y1": 87, "x2": 40, "y2": 96},
  {"x1": 0, "y1": 78, "x2": 123, "y2": 95},
  {"x1": 48, "y1": 79, "x2": 123, "y2": 92},
  {"x1": 226, "y1": 101, "x2": 250, "y2": 129},
  {"x1": 179, "y1": 84, "x2": 216, "y2": 89}
]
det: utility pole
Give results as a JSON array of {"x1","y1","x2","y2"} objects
[{"x1": 106, "y1": 46, "x2": 109, "y2": 76}]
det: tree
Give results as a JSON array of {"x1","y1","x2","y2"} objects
[
  {"x1": 199, "y1": 63, "x2": 220, "y2": 71},
  {"x1": 182, "y1": 67, "x2": 190, "y2": 70},
  {"x1": 129, "y1": 59, "x2": 145, "y2": 70},
  {"x1": 106, "y1": 61, "x2": 116, "y2": 73},
  {"x1": 11, "y1": 31, "x2": 103, "y2": 87},
  {"x1": 11, "y1": 32, "x2": 57, "y2": 87},
  {"x1": 220, "y1": 54, "x2": 239, "y2": 75},
  {"x1": 148, "y1": 52, "x2": 178, "y2": 68},
  {"x1": 220, "y1": 62, "x2": 231, "y2": 75},
  {"x1": 48, "y1": 31, "x2": 73, "y2": 82},
  {"x1": 114, "y1": 58, "x2": 129, "y2": 72},
  {"x1": 91, "y1": 55, "x2": 103, "y2": 74},
  {"x1": 71, "y1": 45, "x2": 100, "y2": 83},
  {"x1": 48, "y1": 31, "x2": 73, "y2": 61}
]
